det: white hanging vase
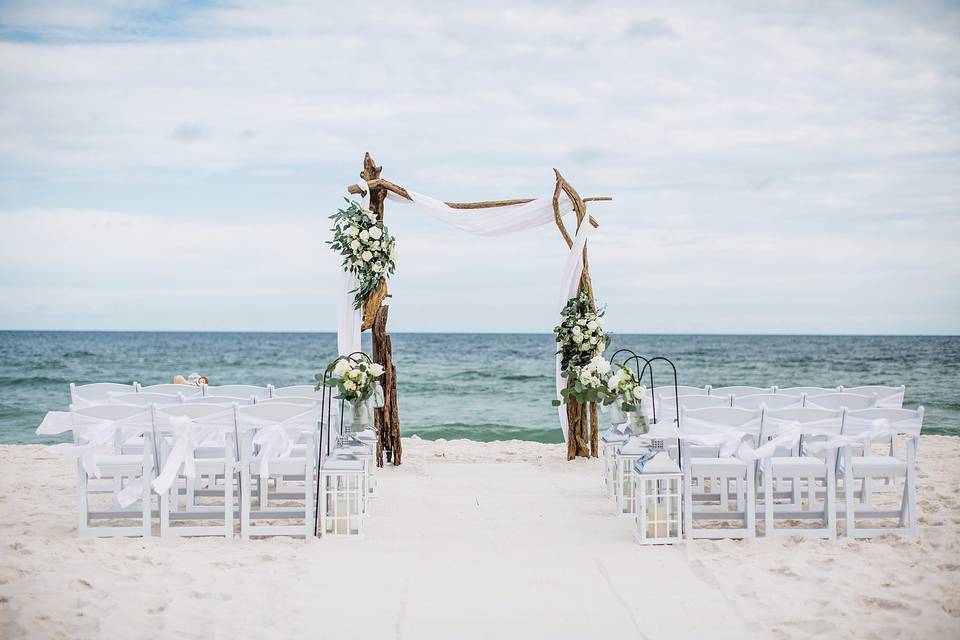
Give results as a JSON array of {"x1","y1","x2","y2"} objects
[
  {"x1": 628, "y1": 409, "x2": 649, "y2": 435},
  {"x1": 350, "y1": 399, "x2": 371, "y2": 432},
  {"x1": 608, "y1": 403, "x2": 627, "y2": 426},
  {"x1": 371, "y1": 382, "x2": 385, "y2": 409}
]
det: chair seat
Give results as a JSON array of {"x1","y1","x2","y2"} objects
[
  {"x1": 94, "y1": 454, "x2": 150, "y2": 474},
  {"x1": 846, "y1": 455, "x2": 907, "y2": 477},
  {"x1": 765, "y1": 456, "x2": 826, "y2": 475}
]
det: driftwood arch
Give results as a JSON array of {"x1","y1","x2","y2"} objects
[{"x1": 346, "y1": 152, "x2": 611, "y2": 464}]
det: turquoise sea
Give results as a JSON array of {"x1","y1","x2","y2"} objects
[{"x1": 0, "y1": 331, "x2": 956, "y2": 444}]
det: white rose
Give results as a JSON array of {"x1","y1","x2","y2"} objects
[
  {"x1": 580, "y1": 342, "x2": 591, "y2": 351},
  {"x1": 359, "y1": 229, "x2": 370, "y2": 241},
  {"x1": 578, "y1": 370, "x2": 592, "y2": 385},
  {"x1": 607, "y1": 371, "x2": 622, "y2": 390},
  {"x1": 343, "y1": 380, "x2": 356, "y2": 391},
  {"x1": 587, "y1": 320, "x2": 598, "y2": 331},
  {"x1": 361, "y1": 250, "x2": 373, "y2": 262},
  {"x1": 633, "y1": 386, "x2": 646, "y2": 400},
  {"x1": 368, "y1": 363, "x2": 384, "y2": 377},
  {"x1": 573, "y1": 334, "x2": 583, "y2": 343},
  {"x1": 571, "y1": 326, "x2": 582, "y2": 336},
  {"x1": 590, "y1": 337, "x2": 598, "y2": 344},
  {"x1": 373, "y1": 262, "x2": 383, "y2": 272},
  {"x1": 333, "y1": 359, "x2": 351, "y2": 376},
  {"x1": 590, "y1": 356, "x2": 610, "y2": 375},
  {"x1": 369, "y1": 226, "x2": 383, "y2": 240},
  {"x1": 346, "y1": 226, "x2": 358, "y2": 237},
  {"x1": 350, "y1": 239, "x2": 361, "y2": 252}
]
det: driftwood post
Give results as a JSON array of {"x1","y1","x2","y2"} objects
[
  {"x1": 553, "y1": 170, "x2": 600, "y2": 460},
  {"x1": 360, "y1": 153, "x2": 402, "y2": 467}
]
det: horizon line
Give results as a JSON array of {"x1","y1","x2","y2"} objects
[{"x1": 0, "y1": 329, "x2": 957, "y2": 338}]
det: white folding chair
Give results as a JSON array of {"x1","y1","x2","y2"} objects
[
  {"x1": 51, "y1": 405, "x2": 156, "y2": 537},
  {"x1": 840, "y1": 407, "x2": 923, "y2": 538},
  {"x1": 205, "y1": 384, "x2": 270, "y2": 400},
  {"x1": 680, "y1": 407, "x2": 761, "y2": 539},
  {"x1": 140, "y1": 383, "x2": 203, "y2": 398},
  {"x1": 710, "y1": 386, "x2": 773, "y2": 398},
  {"x1": 841, "y1": 385, "x2": 905, "y2": 408},
  {"x1": 733, "y1": 393, "x2": 801, "y2": 411},
  {"x1": 657, "y1": 394, "x2": 730, "y2": 427},
  {"x1": 775, "y1": 386, "x2": 840, "y2": 399},
  {"x1": 69, "y1": 382, "x2": 138, "y2": 407},
  {"x1": 109, "y1": 392, "x2": 181, "y2": 407},
  {"x1": 270, "y1": 385, "x2": 326, "y2": 398},
  {"x1": 758, "y1": 407, "x2": 843, "y2": 538},
  {"x1": 237, "y1": 403, "x2": 321, "y2": 538},
  {"x1": 153, "y1": 404, "x2": 237, "y2": 537},
  {"x1": 185, "y1": 395, "x2": 255, "y2": 406},
  {"x1": 807, "y1": 392, "x2": 876, "y2": 411}
]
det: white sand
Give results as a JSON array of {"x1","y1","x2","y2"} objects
[{"x1": 1, "y1": 435, "x2": 958, "y2": 639}]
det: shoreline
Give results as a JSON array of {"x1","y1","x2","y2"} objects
[{"x1": 1, "y1": 436, "x2": 958, "y2": 638}]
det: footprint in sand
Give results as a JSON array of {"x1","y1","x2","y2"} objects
[{"x1": 860, "y1": 596, "x2": 922, "y2": 617}]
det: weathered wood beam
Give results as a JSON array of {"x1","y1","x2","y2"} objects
[{"x1": 348, "y1": 179, "x2": 606, "y2": 228}]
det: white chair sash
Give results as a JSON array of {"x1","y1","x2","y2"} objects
[
  {"x1": 239, "y1": 408, "x2": 318, "y2": 480},
  {"x1": 47, "y1": 411, "x2": 154, "y2": 508},
  {"x1": 152, "y1": 409, "x2": 235, "y2": 495}
]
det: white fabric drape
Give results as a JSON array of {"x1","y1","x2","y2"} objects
[{"x1": 336, "y1": 183, "x2": 592, "y2": 442}]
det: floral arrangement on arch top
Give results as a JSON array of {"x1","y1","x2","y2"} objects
[{"x1": 328, "y1": 199, "x2": 397, "y2": 310}]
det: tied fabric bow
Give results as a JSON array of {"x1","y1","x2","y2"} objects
[
  {"x1": 47, "y1": 419, "x2": 120, "y2": 478},
  {"x1": 46, "y1": 414, "x2": 154, "y2": 508},
  {"x1": 152, "y1": 414, "x2": 229, "y2": 495},
  {"x1": 251, "y1": 423, "x2": 299, "y2": 480}
]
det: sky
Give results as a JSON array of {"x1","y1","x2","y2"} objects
[{"x1": 0, "y1": 0, "x2": 958, "y2": 334}]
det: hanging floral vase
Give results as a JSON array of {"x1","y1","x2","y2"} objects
[
  {"x1": 608, "y1": 403, "x2": 627, "y2": 426},
  {"x1": 628, "y1": 409, "x2": 649, "y2": 435},
  {"x1": 350, "y1": 399, "x2": 371, "y2": 432},
  {"x1": 371, "y1": 382, "x2": 385, "y2": 409}
]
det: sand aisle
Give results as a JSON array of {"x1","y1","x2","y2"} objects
[{"x1": 1, "y1": 436, "x2": 958, "y2": 639}]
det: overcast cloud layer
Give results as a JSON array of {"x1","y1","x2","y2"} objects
[{"x1": 0, "y1": 1, "x2": 958, "y2": 334}]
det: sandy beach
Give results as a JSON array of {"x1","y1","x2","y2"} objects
[{"x1": 0, "y1": 435, "x2": 957, "y2": 639}]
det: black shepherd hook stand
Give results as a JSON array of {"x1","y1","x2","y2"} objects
[{"x1": 314, "y1": 351, "x2": 368, "y2": 535}]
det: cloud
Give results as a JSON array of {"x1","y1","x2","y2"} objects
[
  {"x1": 0, "y1": 1, "x2": 958, "y2": 332},
  {"x1": 623, "y1": 17, "x2": 678, "y2": 40}
]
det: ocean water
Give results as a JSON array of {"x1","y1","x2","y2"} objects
[{"x1": 0, "y1": 331, "x2": 957, "y2": 445}]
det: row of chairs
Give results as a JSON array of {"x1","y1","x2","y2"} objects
[
  {"x1": 611, "y1": 403, "x2": 923, "y2": 539},
  {"x1": 52, "y1": 383, "x2": 372, "y2": 538},
  {"x1": 69, "y1": 382, "x2": 319, "y2": 405}
]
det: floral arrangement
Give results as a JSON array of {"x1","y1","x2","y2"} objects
[
  {"x1": 556, "y1": 354, "x2": 614, "y2": 406},
  {"x1": 328, "y1": 199, "x2": 397, "y2": 310},
  {"x1": 606, "y1": 365, "x2": 646, "y2": 412},
  {"x1": 553, "y1": 292, "x2": 612, "y2": 407},
  {"x1": 554, "y1": 291, "x2": 609, "y2": 371},
  {"x1": 316, "y1": 356, "x2": 385, "y2": 403}
]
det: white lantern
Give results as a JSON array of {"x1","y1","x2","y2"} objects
[
  {"x1": 634, "y1": 452, "x2": 683, "y2": 545},
  {"x1": 337, "y1": 436, "x2": 377, "y2": 500},
  {"x1": 319, "y1": 453, "x2": 366, "y2": 538},
  {"x1": 614, "y1": 437, "x2": 654, "y2": 516},
  {"x1": 600, "y1": 425, "x2": 631, "y2": 497}
]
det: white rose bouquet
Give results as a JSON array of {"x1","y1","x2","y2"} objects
[
  {"x1": 554, "y1": 291, "x2": 609, "y2": 372},
  {"x1": 328, "y1": 199, "x2": 397, "y2": 310},
  {"x1": 553, "y1": 292, "x2": 612, "y2": 407},
  {"x1": 606, "y1": 365, "x2": 646, "y2": 413},
  {"x1": 555, "y1": 354, "x2": 614, "y2": 406},
  {"x1": 315, "y1": 356, "x2": 385, "y2": 403},
  {"x1": 316, "y1": 355, "x2": 385, "y2": 431}
]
